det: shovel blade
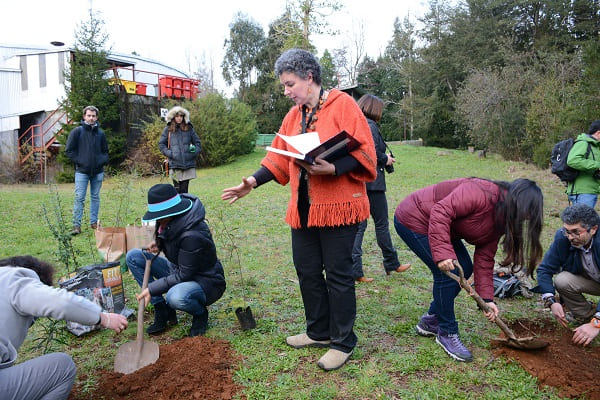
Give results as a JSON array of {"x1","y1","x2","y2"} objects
[
  {"x1": 114, "y1": 340, "x2": 159, "y2": 374},
  {"x1": 499, "y1": 336, "x2": 550, "y2": 350}
]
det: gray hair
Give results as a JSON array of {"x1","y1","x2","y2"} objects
[
  {"x1": 561, "y1": 203, "x2": 600, "y2": 229},
  {"x1": 83, "y1": 105, "x2": 99, "y2": 116},
  {"x1": 274, "y1": 48, "x2": 321, "y2": 85}
]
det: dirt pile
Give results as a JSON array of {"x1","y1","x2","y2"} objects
[
  {"x1": 493, "y1": 318, "x2": 600, "y2": 399},
  {"x1": 69, "y1": 336, "x2": 244, "y2": 400}
]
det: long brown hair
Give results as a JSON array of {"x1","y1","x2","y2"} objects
[
  {"x1": 493, "y1": 178, "x2": 544, "y2": 277},
  {"x1": 168, "y1": 114, "x2": 190, "y2": 133}
]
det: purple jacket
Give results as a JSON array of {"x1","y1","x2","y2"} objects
[{"x1": 395, "y1": 178, "x2": 505, "y2": 299}]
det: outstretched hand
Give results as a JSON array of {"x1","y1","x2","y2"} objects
[
  {"x1": 222, "y1": 176, "x2": 256, "y2": 204},
  {"x1": 99, "y1": 312, "x2": 128, "y2": 333},
  {"x1": 572, "y1": 322, "x2": 599, "y2": 346}
]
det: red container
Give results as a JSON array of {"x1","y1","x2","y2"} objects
[
  {"x1": 135, "y1": 83, "x2": 147, "y2": 95},
  {"x1": 182, "y1": 79, "x2": 192, "y2": 99},
  {"x1": 159, "y1": 77, "x2": 172, "y2": 98},
  {"x1": 191, "y1": 81, "x2": 199, "y2": 99},
  {"x1": 172, "y1": 78, "x2": 183, "y2": 98}
]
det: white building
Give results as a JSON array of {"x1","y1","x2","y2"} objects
[{"x1": 0, "y1": 43, "x2": 195, "y2": 168}]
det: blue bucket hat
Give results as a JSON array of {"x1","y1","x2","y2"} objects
[{"x1": 142, "y1": 184, "x2": 192, "y2": 223}]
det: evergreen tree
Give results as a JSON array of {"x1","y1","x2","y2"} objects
[{"x1": 57, "y1": 10, "x2": 120, "y2": 182}]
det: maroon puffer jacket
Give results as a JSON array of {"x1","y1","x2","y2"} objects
[{"x1": 394, "y1": 178, "x2": 505, "y2": 299}]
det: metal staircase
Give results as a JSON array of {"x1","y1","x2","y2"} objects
[{"x1": 18, "y1": 107, "x2": 70, "y2": 183}]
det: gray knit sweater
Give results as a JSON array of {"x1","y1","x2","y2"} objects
[{"x1": 0, "y1": 267, "x2": 102, "y2": 368}]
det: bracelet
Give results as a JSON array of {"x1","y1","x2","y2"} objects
[
  {"x1": 592, "y1": 317, "x2": 600, "y2": 328},
  {"x1": 543, "y1": 296, "x2": 557, "y2": 309}
]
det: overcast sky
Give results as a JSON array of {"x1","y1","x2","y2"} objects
[{"x1": 1, "y1": 0, "x2": 427, "y2": 92}]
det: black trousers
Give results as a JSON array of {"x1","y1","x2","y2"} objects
[
  {"x1": 173, "y1": 179, "x2": 189, "y2": 194},
  {"x1": 352, "y1": 190, "x2": 400, "y2": 277},
  {"x1": 291, "y1": 223, "x2": 359, "y2": 353}
]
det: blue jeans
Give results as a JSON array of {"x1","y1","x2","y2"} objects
[
  {"x1": 126, "y1": 249, "x2": 207, "y2": 317},
  {"x1": 394, "y1": 217, "x2": 474, "y2": 334},
  {"x1": 73, "y1": 171, "x2": 103, "y2": 227},
  {"x1": 568, "y1": 193, "x2": 597, "y2": 209}
]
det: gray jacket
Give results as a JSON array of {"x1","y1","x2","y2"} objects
[{"x1": 0, "y1": 267, "x2": 101, "y2": 369}]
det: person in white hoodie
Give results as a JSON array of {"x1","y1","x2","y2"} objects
[{"x1": 0, "y1": 256, "x2": 127, "y2": 400}]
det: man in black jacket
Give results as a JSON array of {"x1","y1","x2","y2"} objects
[
  {"x1": 535, "y1": 203, "x2": 600, "y2": 346},
  {"x1": 65, "y1": 106, "x2": 109, "y2": 235}
]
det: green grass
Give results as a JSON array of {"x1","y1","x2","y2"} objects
[{"x1": 0, "y1": 144, "x2": 571, "y2": 399}]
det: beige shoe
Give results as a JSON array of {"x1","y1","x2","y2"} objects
[
  {"x1": 317, "y1": 349, "x2": 352, "y2": 371},
  {"x1": 286, "y1": 333, "x2": 330, "y2": 349}
]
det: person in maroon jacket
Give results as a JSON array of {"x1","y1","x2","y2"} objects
[{"x1": 394, "y1": 178, "x2": 543, "y2": 362}]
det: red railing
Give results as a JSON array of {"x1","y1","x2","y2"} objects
[{"x1": 18, "y1": 106, "x2": 70, "y2": 183}]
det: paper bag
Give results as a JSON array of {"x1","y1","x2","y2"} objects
[
  {"x1": 125, "y1": 224, "x2": 155, "y2": 252},
  {"x1": 95, "y1": 226, "x2": 127, "y2": 263}
]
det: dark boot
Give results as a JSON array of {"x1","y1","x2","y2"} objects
[
  {"x1": 167, "y1": 304, "x2": 178, "y2": 326},
  {"x1": 147, "y1": 302, "x2": 169, "y2": 335},
  {"x1": 189, "y1": 312, "x2": 208, "y2": 337}
]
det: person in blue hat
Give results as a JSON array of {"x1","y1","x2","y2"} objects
[{"x1": 126, "y1": 184, "x2": 226, "y2": 336}]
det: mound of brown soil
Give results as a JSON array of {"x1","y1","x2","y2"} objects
[
  {"x1": 69, "y1": 336, "x2": 244, "y2": 400},
  {"x1": 492, "y1": 318, "x2": 600, "y2": 399}
]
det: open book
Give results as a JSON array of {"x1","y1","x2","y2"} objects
[{"x1": 266, "y1": 131, "x2": 360, "y2": 164}]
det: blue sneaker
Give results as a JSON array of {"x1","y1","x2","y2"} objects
[
  {"x1": 415, "y1": 314, "x2": 439, "y2": 337},
  {"x1": 435, "y1": 332, "x2": 473, "y2": 362}
]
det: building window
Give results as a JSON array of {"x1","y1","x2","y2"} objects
[
  {"x1": 20, "y1": 56, "x2": 28, "y2": 91},
  {"x1": 58, "y1": 52, "x2": 65, "y2": 84},
  {"x1": 39, "y1": 54, "x2": 47, "y2": 88}
]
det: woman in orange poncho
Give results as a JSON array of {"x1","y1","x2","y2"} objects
[{"x1": 222, "y1": 48, "x2": 376, "y2": 371}]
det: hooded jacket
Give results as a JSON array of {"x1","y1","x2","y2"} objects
[
  {"x1": 158, "y1": 106, "x2": 201, "y2": 170},
  {"x1": 65, "y1": 121, "x2": 109, "y2": 175},
  {"x1": 148, "y1": 194, "x2": 225, "y2": 305},
  {"x1": 261, "y1": 88, "x2": 377, "y2": 229},
  {"x1": 394, "y1": 178, "x2": 506, "y2": 300},
  {"x1": 0, "y1": 267, "x2": 101, "y2": 369},
  {"x1": 566, "y1": 133, "x2": 600, "y2": 195}
]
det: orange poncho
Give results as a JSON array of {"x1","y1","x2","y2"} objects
[{"x1": 261, "y1": 89, "x2": 377, "y2": 229}]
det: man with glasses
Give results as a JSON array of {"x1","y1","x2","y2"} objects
[{"x1": 535, "y1": 203, "x2": 600, "y2": 346}]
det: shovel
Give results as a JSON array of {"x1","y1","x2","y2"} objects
[
  {"x1": 114, "y1": 252, "x2": 160, "y2": 374},
  {"x1": 443, "y1": 261, "x2": 549, "y2": 350}
]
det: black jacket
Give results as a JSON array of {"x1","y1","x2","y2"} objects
[
  {"x1": 158, "y1": 123, "x2": 201, "y2": 170},
  {"x1": 365, "y1": 118, "x2": 388, "y2": 192},
  {"x1": 65, "y1": 122, "x2": 109, "y2": 175},
  {"x1": 147, "y1": 194, "x2": 226, "y2": 305}
]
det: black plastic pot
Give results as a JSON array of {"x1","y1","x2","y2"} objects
[{"x1": 235, "y1": 306, "x2": 256, "y2": 330}]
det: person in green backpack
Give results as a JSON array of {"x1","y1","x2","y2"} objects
[{"x1": 566, "y1": 120, "x2": 600, "y2": 208}]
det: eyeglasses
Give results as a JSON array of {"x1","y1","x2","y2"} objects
[{"x1": 561, "y1": 227, "x2": 590, "y2": 238}]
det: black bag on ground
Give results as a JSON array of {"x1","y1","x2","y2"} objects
[
  {"x1": 58, "y1": 261, "x2": 134, "y2": 336},
  {"x1": 493, "y1": 273, "x2": 522, "y2": 299},
  {"x1": 550, "y1": 138, "x2": 592, "y2": 183}
]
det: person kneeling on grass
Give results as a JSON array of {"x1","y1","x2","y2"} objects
[
  {"x1": 0, "y1": 255, "x2": 127, "y2": 400},
  {"x1": 126, "y1": 184, "x2": 226, "y2": 337},
  {"x1": 394, "y1": 178, "x2": 543, "y2": 362},
  {"x1": 534, "y1": 203, "x2": 600, "y2": 346}
]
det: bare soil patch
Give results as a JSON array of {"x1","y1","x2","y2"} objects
[
  {"x1": 492, "y1": 318, "x2": 600, "y2": 399},
  {"x1": 69, "y1": 336, "x2": 244, "y2": 400}
]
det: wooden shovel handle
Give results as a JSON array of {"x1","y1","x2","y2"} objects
[
  {"x1": 443, "y1": 261, "x2": 518, "y2": 341},
  {"x1": 137, "y1": 252, "x2": 157, "y2": 344}
]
